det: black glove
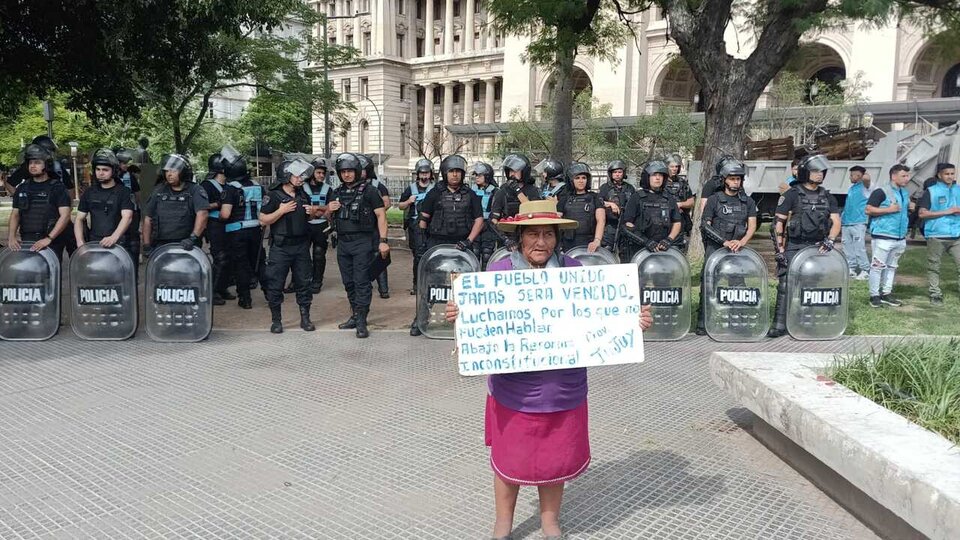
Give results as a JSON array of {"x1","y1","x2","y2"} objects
[
  {"x1": 775, "y1": 251, "x2": 787, "y2": 267},
  {"x1": 657, "y1": 238, "x2": 672, "y2": 251},
  {"x1": 819, "y1": 238, "x2": 835, "y2": 252},
  {"x1": 645, "y1": 239, "x2": 660, "y2": 252},
  {"x1": 180, "y1": 234, "x2": 198, "y2": 251},
  {"x1": 142, "y1": 244, "x2": 153, "y2": 259},
  {"x1": 456, "y1": 239, "x2": 473, "y2": 251}
]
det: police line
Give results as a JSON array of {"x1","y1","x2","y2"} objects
[{"x1": 0, "y1": 241, "x2": 848, "y2": 342}]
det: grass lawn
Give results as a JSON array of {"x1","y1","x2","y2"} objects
[
  {"x1": 831, "y1": 340, "x2": 960, "y2": 444},
  {"x1": 386, "y1": 207, "x2": 405, "y2": 226}
]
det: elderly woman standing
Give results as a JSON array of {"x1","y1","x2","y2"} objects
[{"x1": 447, "y1": 200, "x2": 652, "y2": 540}]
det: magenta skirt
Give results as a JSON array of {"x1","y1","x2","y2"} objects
[{"x1": 484, "y1": 394, "x2": 591, "y2": 486}]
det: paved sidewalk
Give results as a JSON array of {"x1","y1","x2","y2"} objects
[{"x1": 0, "y1": 333, "x2": 882, "y2": 539}]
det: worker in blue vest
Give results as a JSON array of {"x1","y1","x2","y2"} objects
[
  {"x1": 918, "y1": 163, "x2": 960, "y2": 305},
  {"x1": 471, "y1": 161, "x2": 499, "y2": 269},
  {"x1": 201, "y1": 153, "x2": 234, "y2": 305},
  {"x1": 840, "y1": 165, "x2": 871, "y2": 280},
  {"x1": 398, "y1": 158, "x2": 436, "y2": 296},
  {"x1": 220, "y1": 146, "x2": 266, "y2": 310},
  {"x1": 865, "y1": 164, "x2": 911, "y2": 308},
  {"x1": 302, "y1": 157, "x2": 332, "y2": 294}
]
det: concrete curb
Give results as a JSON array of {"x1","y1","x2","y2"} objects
[{"x1": 710, "y1": 351, "x2": 960, "y2": 540}]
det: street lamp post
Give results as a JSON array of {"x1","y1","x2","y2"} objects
[{"x1": 67, "y1": 141, "x2": 79, "y2": 201}]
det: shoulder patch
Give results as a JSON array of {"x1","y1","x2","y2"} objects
[
  {"x1": 777, "y1": 196, "x2": 785, "y2": 206},
  {"x1": 262, "y1": 194, "x2": 270, "y2": 206}
]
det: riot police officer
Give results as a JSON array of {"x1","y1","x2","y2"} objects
[
  {"x1": 664, "y1": 154, "x2": 695, "y2": 252},
  {"x1": 410, "y1": 155, "x2": 484, "y2": 336},
  {"x1": 538, "y1": 157, "x2": 567, "y2": 200},
  {"x1": 490, "y1": 153, "x2": 541, "y2": 225},
  {"x1": 73, "y1": 149, "x2": 135, "y2": 255},
  {"x1": 621, "y1": 161, "x2": 682, "y2": 255},
  {"x1": 7, "y1": 144, "x2": 73, "y2": 257},
  {"x1": 598, "y1": 159, "x2": 637, "y2": 260},
  {"x1": 699, "y1": 154, "x2": 739, "y2": 212},
  {"x1": 359, "y1": 154, "x2": 392, "y2": 298},
  {"x1": 116, "y1": 149, "x2": 143, "y2": 266},
  {"x1": 768, "y1": 154, "x2": 841, "y2": 338},
  {"x1": 201, "y1": 153, "x2": 233, "y2": 305},
  {"x1": 116, "y1": 149, "x2": 141, "y2": 192},
  {"x1": 303, "y1": 157, "x2": 332, "y2": 294},
  {"x1": 398, "y1": 158, "x2": 436, "y2": 294},
  {"x1": 142, "y1": 154, "x2": 209, "y2": 255},
  {"x1": 471, "y1": 161, "x2": 499, "y2": 268},
  {"x1": 329, "y1": 153, "x2": 389, "y2": 338},
  {"x1": 220, "y1": 146, "x2": 266, "y2": 310},
  {"x1": 259, "y1": 159, "x2": 318, "y2": 334},
  {"x1": 559, "y1": 162, "x2": 605, "y2": 252},
  {"x1": 696, "y1": 159, "x2": 758, "y2": 335}
]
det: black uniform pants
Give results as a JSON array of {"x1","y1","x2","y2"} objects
[
  {"x1": 426, "y1": 234, "x2": 464, "y2": 250},
  {"x1": 407, "y1": 226, "x2": 428, "y2": 286},
  {"x1": 228, "y1": 227, "x2": 263, "y2": 300},
  {"x1": 771, "y1": 241, "x2": 815, "y2": 331},
  {"x1": 264, "y1": 237, "x2": 311, "y2": 308},
  {"x1": 308, "y1": 223, "x2": 329, "y2": 287},
  {"x1": 372, "y1": 230, "x2": 388, "y2": 293},
  {"x1": 472, "y1": 225, "x2": 499, "y2": 270},
  {"x1": 205, "y1": 221, "x2": 230, "y2": 293},
  {"x1": 337, "y1": 233, "x2": 375, "y2": 310}
]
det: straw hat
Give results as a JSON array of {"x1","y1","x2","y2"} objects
[{"x1": 496, "y1": 199, "x2": 579, "y2": 232}]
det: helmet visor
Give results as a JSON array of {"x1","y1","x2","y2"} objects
[
  {"x1": 287, "y1": 159, "x2": 315, "y2": 180},
  {"x1": 161, "y1": 154, "x2": 189, "y2": 173},
  {"x1": 805, "y1": 154, "x2": 830, "y2": 173},
  {"x1": 502, "y1": 155, "x2": 527, "y2": 172}
]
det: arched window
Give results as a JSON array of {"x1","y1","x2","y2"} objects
[
  {"x1": 359, "y1": 120, "x2": 370, "y2": 153},
  {"x1": 341, "y1": 121, "x2": 351, "y2": 152},
  {"x1": 943, "y1": 63, "x2": 960, "y2": 98}
]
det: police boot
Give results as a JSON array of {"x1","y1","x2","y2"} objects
[
  {"x1": 310, "y1": 280, "x2": 322, "y2": 294},
  {"x1": 299, "y1": 306, "x2": 316, "y2": 332},
  {"x1": 270, "y1": 306, "x2": 283, "y2": 334},
  {"x1": 409, "y1": 318, "x2": 422, "y2": 336},
  {"x1": 213, "y1": 292, "x2": 226, "y2": 306},
  {"x1": 767, "y1": 279, "x2": 789, "y2": 338},
  {"x1": 355, "y1": 308, "x2": 370, "y2": 339},
  {"x1": 338, "y1": 307, "x2": 358, "y2": 330},
  {"x1": 377, "y1": 272, "x2": 390, "y2": 299},
  {"x1": 218, "y1": 289, "x2": 237, "y2": 300},
  {"x1": 238, "y1": 292, "x2": 252, "y2": 310}
]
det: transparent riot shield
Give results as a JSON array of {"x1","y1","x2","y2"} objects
[
  {"x1": 564, "y1": 246, "x2": 618, "y2": 266},
  {"x1": 488, "y1": 246, "x2": 512, "y2": 266},
  {"x1": 69, "y1": 243, "x2": 137, "y2": 340},
  {"x1": 631, "y1": 248, "x2": 690, "y2": 341},
  {"x1": 144, "y1": 244, "x2": 213, "y2": 342},
  {"x1": 417, "y1": 244, "x2": 480, "y2": 339},
  {"x1": 0, "y1": 244, "x2": 60, "y2": 341},
  {"x1": 786, "y1": 246, "x2": 848, "y2": 340},
  {"x1": 703, "y1": 247, "x2": 769, "y2": 342}
]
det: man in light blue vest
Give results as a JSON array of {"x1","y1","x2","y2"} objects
[
  {"x1": 841, "y1": 165, "x2": 871, "y2": 280},
  {"x1": 865, "y1": 165, "x2": 911, "y2": 308},
  {"x1": 398, "y1": 158, "x2": 435, "y2": 299},
  {"x1": 918, "y1": 163, "x2": 960, "y2": 305},
  {"x1": 302, "y1": 158, "x2": 332, "y2": 293},
  {"x1": 220, "y1": 146, "x2": 266, "y2": 310}
]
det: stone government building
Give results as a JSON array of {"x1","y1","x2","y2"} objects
[{"x1": 310, "y1": 0, "x2": 960, "y2": 178}]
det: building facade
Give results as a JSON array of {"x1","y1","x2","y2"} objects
[{"x1": 311, "y1": 1, "x2": 960, "y2": 177}]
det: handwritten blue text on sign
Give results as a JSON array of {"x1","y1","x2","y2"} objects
[{"x1": 452, "y1": 264, "x2": 644, "y2": 376}]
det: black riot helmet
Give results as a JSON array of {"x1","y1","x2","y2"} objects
[
  {"x1": 440, "y1": 154, "x2": 468, "y2": 184},
  {"x1": 22, "y1": 143, "x2": 54, "y2": 169},
  {"x1": 565, "y1": 162, "x2": 592, "y2": 190},
  {"x1": 219, "y1": 145, "x2": 248, "y2": 181},
  {"x1": 719, "y1": 159, "x2": 747, "y2": 192},
  {"x1": 335, "y1": 152, "x2": 362, "y2": 183},
  {"x1": 797, "y1": 154, "x2": 830, "y2": 185},
  {"x1": 311, "y1": 157, "x2": 328, "y2": 173},
  {"x1": 357, "y1": 154, "x2": 376, "y2": 180},
  {"x1": 607, "y1": 159, "x2": 628, "y2": 181},
  {"x1": 537, "y1": 157, "x2": 565, "y2": 182},
  {"x1": 641, "y1": 160, "x2": 669, "y2": 191},
  {"x1": 714, "y1": 154, "x2": 738, "y2": 176},
  {"x1": 31, "y1": 135, "x2": 58, "y2": 156},
  {"x1": 276, "y1": 160, "x2": 291, "y2": 184},
  {"x1": 116, "y1": 148, "x2": 134, "y2": 164},
  {"x1": 414, "y1": 157, "x2": 435, "y2": 179},
  {"x1": 502, "y1": 153, "x2": 533, "y2": 184},
  {"x1": 207, "y1": 153, "x2": 225, "y2": 175},
  {"x1": 160, "y1": 153, "x2": 194, "y2": 183},
  {"x1": 90, "y1": 148, "x2": 119, "y2": 175},
  {"x1": 472, "y1": 162, "x2": 496, "y2": 186},
  {"x1": 667, "y1": 153, "x2": 683, "y2": 174}
]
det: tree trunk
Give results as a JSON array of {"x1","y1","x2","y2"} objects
[{"x1": 551, "y1": 47, "x2": 576, "y2": 165}]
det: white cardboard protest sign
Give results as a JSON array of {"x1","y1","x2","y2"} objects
[{"x1": 451, "y1": 263, "x2": 644, "y2": 376}]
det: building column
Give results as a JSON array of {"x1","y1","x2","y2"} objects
[
  {"x1": 442, "y1": 81, "x2": 455, "y2": 152},
  {"x1": 407, "y1": 1, "x2": 417, "y2": 57},
  {"x1": 444, "y1": 0, "x2": 454, "y2": 54},
  {"x1": 463, "y1": 80, "x2": 474, "y2": 124},
  {"x1": 373, "y1": 0, "x2": 383, "y2": 53},
  {"x1": 425, "y1": 0, "x2": 435, "y2": 55},
  {"x1": 408, "y1": 84, "x2": 420, "y2": 152},
  {"x1": 423, "y1": 84, "x2": 435, "y2": 150},
  {"x1": 464, "y1": 0, "x2": 475, "y2": 52},
  {"x1": 483, "y1": 78, "x2": 496, "y2": 123}
]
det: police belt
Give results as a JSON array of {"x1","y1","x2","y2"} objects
[
  {"x1": 338, "y1": 231, "x2": 374, "y2": 241},
  {"x1": 225, "y1": 219, "x2": 260, "y2": 232}
]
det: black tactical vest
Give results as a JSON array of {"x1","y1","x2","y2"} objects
[
  {"x1": 154, "y1": 185, "x2": 194, "y2": 241},
  {"x1": 504, "y1": 182, "x2": 523, "y2": 218},
  {"x1": 710, "y1": 192, "x2": 749, "y2": 242},
  {"x1": 563, "y1": 193, "x2": 597, "y2": 238},
  {"x1": 429, "y1": 186, "x2": 473, "y2": 239},
  {"x1": 270, "y1": 187, "x2": 310, "y2": 239},
  {"x1": 787, "y1": 186, "x2": 831, "y2": 242},
  {"x1": 637, "y1": 190, "x2": 674, "y2": 241},
  {"x1": 334, "y1": 182, "x2": 374, "y2": 234},
  {"x1": 16, "y1": 180, "x2": 63, "y2": 236},
  {"x1": 85, "y1": 185, "x2": 127, "y2": 241},
  {"x1": 602, "y1": 181, "x2": 635, "y2": 224}
]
